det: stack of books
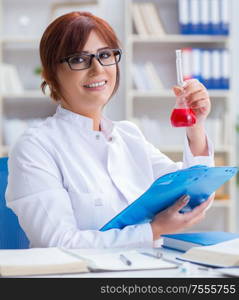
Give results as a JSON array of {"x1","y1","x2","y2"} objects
[
  {"x1": 162, "y1": 231, "x2": 239, "y2": 268},
  {"x1": 132, "y1": 2, "x2": 165, "y2": 36},
  {"x1": 132, "y1": 61, "x2": 164, "y2": 91}
]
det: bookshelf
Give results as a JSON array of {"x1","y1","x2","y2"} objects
[
  {"x1": 125, "y1": 0, "x2": 237, "y2": 232},
  {"x1": 0, "y1": 0, "x2": 53, "y2": 156},
  {"x1": 130, "y1": 34, "x2": 229, "y2": 44}
]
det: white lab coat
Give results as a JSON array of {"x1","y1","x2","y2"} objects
[{"x1": 6, "y1": 105, "x2": 214, "y2": 249}]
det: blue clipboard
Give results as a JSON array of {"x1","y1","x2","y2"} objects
[{"x1": 100, "y1": 165, "x2": 238, "y2": 232}]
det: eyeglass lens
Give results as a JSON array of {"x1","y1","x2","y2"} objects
[{"x1": 68, "y1": 49, "x2": 121, "y2": 70}]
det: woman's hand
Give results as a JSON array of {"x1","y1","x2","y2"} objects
[
  {"x1": 150, "y1": 194, "x2": 214, "y2": 241},
  {"x1": 173, "y1": 79, "x2": 211, "y2": 125},
  {"x1": 173, "y1": 79, "x2": 211, "y2": 156}
]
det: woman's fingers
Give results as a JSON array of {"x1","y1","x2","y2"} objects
[
  {"x1": 167, "y1": 194, "x2": 212, "y2": 216},
  {"x1": 165, "y1": 194, "x2": 214, "y2": 228},
  {"x1": 187, "y1": 90, "x2": 209, "y2": 104},
  {"x1": 172, "y1": 80, "x2": 203, "y2": 97},
  {"x1": 184, "y1": 196, "x2": 213, "y2": 220},
  {"x1": 184, "y1": 79, "x2": 205, "y2": 92},
  {"x1": 173, "y1": 80, "x2": 209, "y2": 106},
  {"x1": 168, "y1": 195, "x2": 190, "y2": 213},
  {"x1": 203, "y1": 194, "x2": 215, "y2": 210},
  {"x1": 190, "y1": 99, "x2": 209, "y2": 109},
  {"x1": 151, "y1": 194, "x2": 214, "y2": 239},
  {"x1": 172, "y1": 85, "x2": 184, "y2": 97},
  {"x1": 188, "y1": 210, "x2": 206, "y2": 226}
]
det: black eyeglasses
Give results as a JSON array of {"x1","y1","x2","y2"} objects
[{"x1": 60, "y1": 48, "x2": 122, "y2": 71}]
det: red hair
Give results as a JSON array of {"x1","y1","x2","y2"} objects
[{"x1": 40, "y1": 11, "x2": 121, "y2": 101}]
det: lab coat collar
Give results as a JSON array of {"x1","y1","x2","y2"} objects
[{"x1": 55, "y1": 104, "x2": 114, "y2": 136}]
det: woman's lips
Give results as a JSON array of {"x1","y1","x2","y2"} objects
[
  {"x1": 83, "y1": 85, "x2": 107, "y2": 92},
  {"x1": 83, "y1": 80, "x2": 107, "y2": 91}
]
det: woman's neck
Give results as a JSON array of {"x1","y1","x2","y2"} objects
[{"x1": 61, "y1": 102, "x2": 102, "y2": 131}]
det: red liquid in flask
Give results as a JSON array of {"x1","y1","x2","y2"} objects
[{"x1": 170, "y1": 108, "x2": 196, "y2": 127}]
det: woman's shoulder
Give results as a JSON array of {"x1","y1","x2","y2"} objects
[
  {"x1": 20, "y1": 116, "x2": 55, "y2": 140},
  {"x1": 9, "y1": 116, "x2": 56, "y2": 158}
]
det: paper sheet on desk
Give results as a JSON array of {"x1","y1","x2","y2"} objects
[{"x1": 68, "y1": 250, "x2": 178, "y2": 272}]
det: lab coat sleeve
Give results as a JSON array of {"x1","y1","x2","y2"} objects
[
  {"x1": 141, "y1": 127, "x2": 215, "y2": 211},
  {"x1": 6, "y1": 137, "x2": 153, "y2": 249},
  {"x1": 145, "y1": 133, "x2": 214, "y2": 180},
  {"x1": 118, "y1": 120, "x2": 214, "y2": 180}
]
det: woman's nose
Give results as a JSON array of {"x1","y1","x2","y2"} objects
[{"x1": 89, "y1": 57, "x2": 104, "y2": 74}]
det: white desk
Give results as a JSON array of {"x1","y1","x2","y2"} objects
[{"x1": 28, "y1": 246, "x2": 227, "y2": 278}]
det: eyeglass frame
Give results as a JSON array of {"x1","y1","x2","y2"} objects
[{"x1": 59, "y1": 48, "x2": 122, "y2": 71}]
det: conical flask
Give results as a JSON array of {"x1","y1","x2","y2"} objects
[{"x1": 170, "y1": 49, "x2": 196, "y2": 127}]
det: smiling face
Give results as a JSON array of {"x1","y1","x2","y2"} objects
[{"x1": 57, "y1": 30, "x2": 117, "y2": 117}]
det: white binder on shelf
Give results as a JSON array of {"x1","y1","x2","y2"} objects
[
  {"x1": 201, "y1": 49, "x2": 212, "y2": 89},
  {"x1": 192, "y1": 48, "x2": 201, "y2": 82},
  {"x1": 220, "y1": 0, "x2": 229, "y2": 35},
  {"x1": 189, "y1": 0, "x2": 200, "y2": 34},
  {"x1": 221, "y1": 49, "x2": 229, "y2": 89},
  {"x1": 210, "y1": 0, "x2": 221, "y2": 34},
  {"x1": 178, "y1": 0, "x2": 190, "y2": 34},
  {"x1": 211, "y1": 49, "x2": 221, "y2": 89},
  {"x1": 200, "y1": 0, "x2": 210, "y2": 34}
]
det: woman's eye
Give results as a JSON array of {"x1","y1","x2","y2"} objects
[
  {"x1": 99, "y1": 51, "x2": 112, "y2": 59},
  {"x1": 70, "y1": 56, "x2": 84, "y2": 64}
]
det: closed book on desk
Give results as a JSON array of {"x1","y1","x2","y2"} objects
[
  {"x1": 178, "y1": 238, "x2": 239, "y2": 267},
  {"x1": 100, "y1": 165, "x2": 238, "y2": 231},
  {"x1": 0, "y1": 247, "x2": 88, "y2": 277},
  {"x1": 162, "y1": 231, "x2": 239, "y2": 252}
]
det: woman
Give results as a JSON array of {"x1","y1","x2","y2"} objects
[{"x1": 6, "y1": 12, "x2": 214, "y2": 249}]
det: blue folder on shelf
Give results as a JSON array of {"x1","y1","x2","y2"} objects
[{"x1": 100, "y1": 165, "x2": 238, "y2": 232}]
